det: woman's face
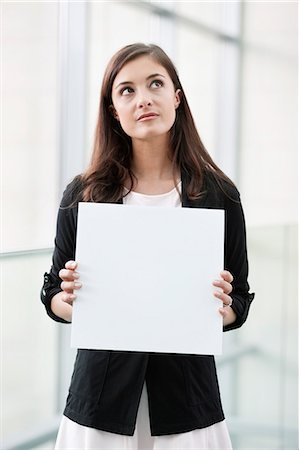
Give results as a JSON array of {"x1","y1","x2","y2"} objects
[{"x1": 111, "y1": 55, "x2": 181, "y2": 142}]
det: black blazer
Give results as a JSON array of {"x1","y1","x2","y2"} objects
[{"x1": 41, "y1": 169, "x2": 254, "y2": 436}]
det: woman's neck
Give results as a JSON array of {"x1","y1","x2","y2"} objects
[
  {"x1": 128, "y1": 137, "x2": 180, "y2": 194},
  {"x1": 131, "y1": 136, "x2": 177, "y2": 182}
]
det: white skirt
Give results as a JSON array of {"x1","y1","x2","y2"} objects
[{"x1": 55, "y1": 383, "x2": 233, "y2": 450}]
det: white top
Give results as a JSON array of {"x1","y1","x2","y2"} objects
[
  {"x1": 123, "y1": 181, "x2": 182, "y2": 208},
  {"x1": 54, "y1": 182, "x2": 232, "y2": 449}
]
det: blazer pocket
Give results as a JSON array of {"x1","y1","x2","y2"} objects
[
  {"x1": 182, "y1": 355, "x2": 219, "y2": 407},
  {"x1": 69, "y1": 349, "x2": 110, "y2": 405}
]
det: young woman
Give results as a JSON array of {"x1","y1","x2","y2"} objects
[{"x1": 41, "y1": 43, "x2": 254, "y2": 449}]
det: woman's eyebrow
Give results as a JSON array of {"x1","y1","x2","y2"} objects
[{"x1": 115, "y1": 73, "x2": 165, "y2": 90}]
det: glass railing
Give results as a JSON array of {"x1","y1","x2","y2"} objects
[
  {"x1": 2, "y1": 224, "x2": 298, "y2": 449},
  {"x1": 218, "y1": 224, "x2": 298, "y2": 449}
]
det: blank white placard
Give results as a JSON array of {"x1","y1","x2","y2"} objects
[{"x1": 71, "y1": 203, "x2": 224, "y2": 355}]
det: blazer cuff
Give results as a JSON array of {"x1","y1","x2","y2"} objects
[
  {"x1": 40, "y1": 272, "x2": 71, "y2": 324},
  {"x1": 223, "y1": 292, "x2": 255, "y2": 332}
]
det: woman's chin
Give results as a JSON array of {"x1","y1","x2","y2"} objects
[{"x1": 130, "y1": 128, "x2": 171, "y2": 142}]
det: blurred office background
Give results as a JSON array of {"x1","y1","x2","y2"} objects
[{"x1": 1, "y1": 0, "x2": 298, "y2": 449}]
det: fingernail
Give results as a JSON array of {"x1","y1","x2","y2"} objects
[
  {"x1": 214, "y1": 291, "x2": 221, "y2": 298},
  {"x1": 73, "y1": 273, "x2": 80, "y2": 279},
  {"x1": 213, "y1": 280, "x2": 219, "y2": 286},
  {"x1": 74, "y1": 282, "x2": 82, "y2": 287}
]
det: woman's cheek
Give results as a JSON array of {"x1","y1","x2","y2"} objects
[{"x1": 118, "y1": 118, "x2": 135, "y2": 137}]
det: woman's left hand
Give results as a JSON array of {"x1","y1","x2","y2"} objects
[{"x1": 213, "y1": 270, "x2": 237, "y2": 326}]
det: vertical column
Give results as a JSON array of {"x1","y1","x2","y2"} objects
[
  {"x1": 56, "y1": 0, "x2": 87, "y2": 412},
  {"x1": 149, "y1": 2, "x2": 177, "y2": 60},
  {"x1": 214, "y1": 1, "x2": 243, "y2": 185},
  {"x1": 57, "y1": 1, "x2": 87, "y2": 194}
]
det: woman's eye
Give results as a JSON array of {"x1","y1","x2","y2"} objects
[
  {"x1": 120, "y1": 87, "x2": 134, "y2": 96},
  {"x1": 151, "y1": 79, "x2": 163, "y2": 88}
]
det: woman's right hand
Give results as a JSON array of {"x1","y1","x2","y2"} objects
[{"x1": 58, "y1": 260, "x2": 82, "y2": 305}]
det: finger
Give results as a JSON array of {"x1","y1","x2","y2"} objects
[
  {"x1": 61, "y1": 280, "x2": 82, "y2": 292},
  {"x1": 213, "y1": 279, "x2": 232, "y2": 295},
  {"x1": 59, "y1": 268, "x2": 80, "y2": 281},
  {"x1": 214, "y1": 291, "x2": 232, "y2": 306},
  {"x1": 220, "y1": 270, "x2": 233, "y2": 283},
  {"x1": 219, "y1": 307, "x2": 229, "y2": 317},
  {"x1": 61, "y1": 292, "x2": 77, "y2": 305},
  {"x1": 65, "y1": 260, "x2": 78, "y2": 270}
]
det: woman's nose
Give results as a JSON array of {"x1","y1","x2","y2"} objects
[{"x1": 136, "y1": 91, "x2": 153, "y2": 108}]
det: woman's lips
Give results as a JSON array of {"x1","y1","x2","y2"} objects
[{"x1": 138, "y1": 114, "x2": 159, "y2": 122}]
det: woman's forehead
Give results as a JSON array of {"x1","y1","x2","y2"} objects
[{"x1": 113, "y1": 56, "x2": 169, "y2": 87}]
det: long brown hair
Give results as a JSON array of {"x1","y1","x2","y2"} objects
[{"x1": 79, "y1": 43, "x2": 234, "y2": 203}]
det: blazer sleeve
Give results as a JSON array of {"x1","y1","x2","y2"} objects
[
  {"x1": 40, "y1": 177, "x2": 80, "y2": 323},
  {"x1": 223, "y1": 188, "x2": 255, "y2": 332}
]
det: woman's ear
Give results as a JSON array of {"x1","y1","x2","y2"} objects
[
  {"x1": 109, "y1": 105, "x2": 119, "y2": 120},
  {"x1": 174, "y1": 89, "x2": 182, "y2": 109}
]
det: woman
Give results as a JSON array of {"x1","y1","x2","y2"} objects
[{"x1": 41, "y1": 43, "x2": 254, "y2": 449}]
